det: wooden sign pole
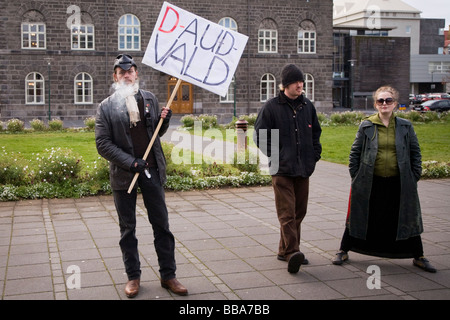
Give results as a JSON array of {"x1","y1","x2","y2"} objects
[{"x1": 127, "y1": 78, "x2": 182, "y2": 193}]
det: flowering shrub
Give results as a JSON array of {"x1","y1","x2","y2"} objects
[
  {"x1": 29, "y1": 119, "x2": 46, "y2": 131},
  {"x1": 48, "y1": 119, "x2": 64, "y2": 131},
  {"x1": 34, "y1": 147, "x2": 83, "y2": 183},
  {"x1": 421, "y1": 161, "x2": 450, "y2": 179},
  {"x1": 84, "y1": 117, "x2": 96, "y2": 131},
  {"x1": 0, "y1": 147, "x2": 29, "y2": 185},
  {"x1": 6, "y1": 119, "x2": 25, "y2": 132}
]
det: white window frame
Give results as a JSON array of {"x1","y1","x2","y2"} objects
[
  {"x1": 298, "y1": 30, "x2": 316, "y2": 54},
  {"x1": 220, "y1": 76, "x2": 235, "y2": 103},
  {"x1": 218, "y1": 17, "x2": 238, "y2": 32},
  {"x1": 260, "y1": 73, "x2": 276, "y2": 102},
  {"x1": 118, "y1": 14, "x2": 141, "y2": 51},
  {"x1": 21, "y1": 22, "x2": 46, "y2": 49},
  {"x1": 258, "y1": 29, "x2": 278, "y2": 53},
  {"x1": 219, "y1": 17, "x2": 238, "y2": 103},
  {"x1": 304, "y1": 73, "x2": 314, "y2": 101},
  {"x1": 71, "y1": 24, "x2": 95, "y2": 50},
  {"x1": 74, "y1": 73, "x2": 93, "y2": 104},
  {"x1": 25, "y1": 72, "x2": 45, "y2": 105}
]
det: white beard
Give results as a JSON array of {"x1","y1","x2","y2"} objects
[{"x1": 112, "y1": 82, "x2": 140, "y2": 127}]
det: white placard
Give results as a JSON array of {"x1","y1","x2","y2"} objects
[{"x1": 143, "y1": 2, "x2": 248, "y2": 97}]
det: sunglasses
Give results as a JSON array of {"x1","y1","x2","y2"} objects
[{"x1": 376, "y1": 98, "x2": 395, "y2": 105}]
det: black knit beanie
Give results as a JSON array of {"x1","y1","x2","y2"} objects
[{"x1": 281, "y1": 64, "x2": 304, "y2": 87}]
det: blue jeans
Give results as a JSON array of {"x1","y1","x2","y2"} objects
[{"x1": 113, "y1": 167, "x2": 176, "y2": 281}]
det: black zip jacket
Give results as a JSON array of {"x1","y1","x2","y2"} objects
[{"x1": 253, "y1": 91, "x2": 322, "y2": 177}]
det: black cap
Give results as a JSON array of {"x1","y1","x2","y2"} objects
[
  {"x1": 114, "y1": 54, "x2": 137, "y2": 71},
  {"x1": 281, "y1": 64, "x2": 304, "y2": 87}
]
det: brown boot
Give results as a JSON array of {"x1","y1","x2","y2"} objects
[
  {"x1": 125, "y1": 279, "x2": 140, "y2": 298},
  {"x1": 161, "y1": 278, "x2": 188, "y2": 296}
]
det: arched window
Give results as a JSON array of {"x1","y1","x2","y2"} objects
[
  {"x1": 74, "y1": 73, "x2": 93, "y2": 104},
  {"x1": 304, "y1": 73, "x2": 314, "y2": 101},
  {"x1": 69, "y1": 11, "x2": 95, "y2": 50},
  {"x1": 260, "y1": 73, "x2": 276, "y2": 102},
  {"x1": 258, "y1": 19, "x2": 278, "y2": 53},
  {"x1": 118, "y1": 14, "x2": 141, "y2": 51},
  {"x1": 21, "y1": 10, "x2": 46, "y2": 49},
  {"x1": 218, "y1": 17, "x2": 238, "y2": 32},
  {"x1": 219, "y1": 17, "x2": 238, "y2": 103},
  {"x1": 298, "y1": 20, "x2": 316, "y2": 54},
  {"x1": 25, "y1": 72, "x2": 45, "y2": 104}
]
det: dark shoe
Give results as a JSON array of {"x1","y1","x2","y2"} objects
[
  {"x1": 277, "y1": 254, "x2": 309, "y2": 265},
  {"x1": 332, "y1": 250, "x2": 349, "y2": 265},
  {"x1": 287, "y1": 252, "x2": 305, "y2": 273},
  {"x1": 413, "y1": 257, "x2": 437, "y2": 273},
  {"x1": 161, "y1": 278, "x2": 188, "y2": 296},
  {"x1": 125, "y1": 279, "x2": 140, "y2": 298}
]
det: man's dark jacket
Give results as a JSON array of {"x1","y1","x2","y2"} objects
[
  {"x1": 95, "y1": 89, "x2": 170, "y2": 190},
  {"x1": 253, "y1": 91, "x2": 322, "y2": 177}
]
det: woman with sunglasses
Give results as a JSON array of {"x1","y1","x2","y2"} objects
[{"x1": 332, "y1": 86, "x2": 436, "y2": 273}]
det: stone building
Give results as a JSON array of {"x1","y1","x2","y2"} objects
[{"x1": 0, "y1": 0, "x2": 334, "y2": 123}]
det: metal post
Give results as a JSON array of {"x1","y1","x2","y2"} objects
[
  {"x1": 349, "y1": 59, "x2": 357, "y2": 111},
  {"x1": 45, "y1": 59, "x2": 52, "y2": 121}
]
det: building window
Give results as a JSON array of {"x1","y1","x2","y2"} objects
[
  {"x1": 304, "y1": 73, "x2": 314, "y2": 101},
  {"x1": 118, "y1": 14, "x2": 141, "y2": 51},
  {"x1": 260, "y1": 73, "x2": 276, "y2": 102},
  {"x1": 220, "y1": 76, "x2": 235, "y2": 103},
  {"x1": 219, "y1": 17, "x2": 238, "y2": 103},
  {"x1": 429, "y1": 61, "x2": 450, "y2": 73},
  {"x1": 298, "y1": 20, "x2": 316, "y2": 54},
  {"x1": 258, "y1": 29, "x2": 278, "y2": 53},
  {"x1": 71, "y1": 25, "x2": 95, "y2": 50},
  {"x1": 74, "y1": 73, "x2": 93, "y2": 104},
  {"x1": 25, "y1": 72, "x2": 44, "y2": 104},
  {"x1": 218, "y1": 17, "x2": 238, "y2": 32},
  {"x1": 258, "y1": 18, "x2": 278, "y2": 53},
  {"x1": 22, "y1": 23, "x2": 46, "y2": 49}
]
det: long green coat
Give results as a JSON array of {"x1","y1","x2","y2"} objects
[{"x1": 347, "y1": 116, "x2": 423, "y2": 240}]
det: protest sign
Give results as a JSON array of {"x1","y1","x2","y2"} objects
[
  {"x1": 142, "y1": 1, "x2": 248, "y2": 97},
  {"x1": 129, "y1": 2, "x2": 248, "y2": 193}
]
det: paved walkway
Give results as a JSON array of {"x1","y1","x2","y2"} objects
[
  {"x1": 1, "y1": 123, "x2": 450, "y2": 301},
  {"x1": 1, "y1": 158, "x2": 449, "y2": 301}
]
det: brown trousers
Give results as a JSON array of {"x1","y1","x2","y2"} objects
[{"x1": 272, "y1": 175, "x2": 309, "y2": 257}]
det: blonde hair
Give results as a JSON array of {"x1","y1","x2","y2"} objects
[{"x1": 372, "y1": 85, "x2": 399, "y2": 109}]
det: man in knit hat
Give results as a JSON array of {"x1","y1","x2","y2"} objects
[{"x1": 254, "y1": 64, "x2": 322, "y2": 273}]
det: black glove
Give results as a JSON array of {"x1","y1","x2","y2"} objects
[{"x1": 130, "y1": 158, "x2": 148, "y2": 173}]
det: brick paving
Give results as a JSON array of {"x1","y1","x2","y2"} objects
[{"x1": 1, "y1": 160, "x2": 449, "y2": 300}]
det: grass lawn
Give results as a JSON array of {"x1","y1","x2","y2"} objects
[
  {"x1": 1, "y1": 122, "x2": 449, "y2": 166},
  {"x1": 1, "y1": 131, "x2": 99, "y2": 163}
]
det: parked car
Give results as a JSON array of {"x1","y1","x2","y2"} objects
[
  {"x1": 414, "y1": 99, "x2": 450, "y2": 112},
  {"x1": 411, "y1": 94, "x2": 428, "y2": 105},
  {"x1": 422, "y1": 93, "x2": 450, "y2": 102}
]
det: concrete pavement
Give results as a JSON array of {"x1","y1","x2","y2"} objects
[{"x1": 1, "y1": 157, "x2": 449, "y2": 301}]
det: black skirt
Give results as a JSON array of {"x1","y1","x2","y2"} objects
[{"x1": 340, "y1": 175, "x2": 423, "y2": 259}]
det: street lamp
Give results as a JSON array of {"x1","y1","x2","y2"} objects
[
  {"x1": 349, "y1": 59, "x2": 357, "y2": 111},
  {"x1": 44, "y1": 58, "x2": 52, "y2": 120}
]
